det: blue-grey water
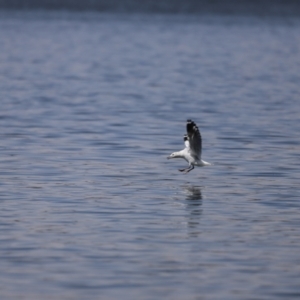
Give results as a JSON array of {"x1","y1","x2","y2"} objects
[{"x1": 0, "y1": 11, "x2": 300, "y2": 300}]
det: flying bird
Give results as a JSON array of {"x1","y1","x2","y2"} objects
[{"x1": 168, "y1": 120, "x2": 211, "y2": 173}]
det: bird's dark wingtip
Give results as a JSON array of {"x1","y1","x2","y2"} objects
[{"x1": 187, "y1": 119, "x2": 196, "y2": 132}]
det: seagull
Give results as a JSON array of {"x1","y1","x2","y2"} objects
[{"x1": 167, "y1": 119, "x2": 211, "y2": 173}]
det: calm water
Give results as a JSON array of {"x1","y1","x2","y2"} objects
[{"x1": 0, "y1": 11, "x2": 300, "y2": 300}]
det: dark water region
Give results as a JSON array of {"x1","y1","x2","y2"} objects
[
  {"x1": 0, "y1": 10, "x2": 300, "y2": 300},
  {"x1": 1, "y1": 0, "x2": 300, "y2": 16}
]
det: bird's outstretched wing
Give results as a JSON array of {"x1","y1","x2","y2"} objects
[
  {"x1": 186, "y1": 119, "x2": 202, "y2": 159},
  {"x1": 183, "y1": 134, "x2": 190, "y2": 148}
]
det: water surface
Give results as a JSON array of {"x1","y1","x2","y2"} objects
[{"x1": 0, "y1": 11, "x2": 300, "y2": 300}]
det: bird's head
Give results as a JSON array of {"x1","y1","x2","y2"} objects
[{"x1": 167, "y1": 152, "x2": 180, "y2": 159}]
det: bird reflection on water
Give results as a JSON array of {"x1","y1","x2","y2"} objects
[
  {"x1": 182, "y1": 185, "x2": 203, "y2": 237},
  {"x1": 183, "y1": 185, "x2": 203, "y2": 201}
]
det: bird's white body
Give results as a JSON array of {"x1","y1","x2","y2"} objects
[
  {"x1": 168, "y1": 120, "x2": 211, "y2": 173},
  {"x1": 169, "y1": 149, "x2": 211, "y2": 167}
]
